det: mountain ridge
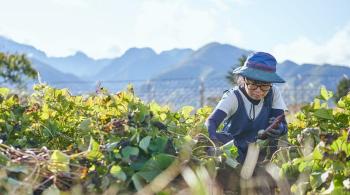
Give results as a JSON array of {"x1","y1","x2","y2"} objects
[{"x1": 1, "y1": 35, "x2": 349, "y2": 106}]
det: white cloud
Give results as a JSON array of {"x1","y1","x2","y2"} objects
[
  {"x1": 49, "y1": 0, "x2": 88, "y2": 8},
  {"x1": 0, "y1": 0, "x2": 244, "y2": 58},
  {"x1": 127, "y1": 0, "x2": 243, "y2": 53},
  {"x1": 130, "y1": 0, "x2": 214, "y2": 50},
  {"x1": 210, "y1": 0, "x2": 254, "y2": 9},
  {"x1": 272, "y1": 24, "x2": 350, "y2": 66},
  {"x1": 0, "y1": 27, "x2": 12, "y2": 39}
]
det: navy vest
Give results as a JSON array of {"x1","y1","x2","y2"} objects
[{"x1": 221, "y1": 88, "x2": 273, "y2": 162}]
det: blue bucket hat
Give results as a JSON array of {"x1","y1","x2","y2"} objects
[{"x1": 232, "y1": 52, "x2": 285, "y2": 83}]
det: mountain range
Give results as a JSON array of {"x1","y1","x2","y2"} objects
[{"x1": 1, "y1": 35, "x2": 349, "y2": 106}]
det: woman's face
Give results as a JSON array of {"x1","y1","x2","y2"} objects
[{"x1": 244, "y1": 78, "x2": 272, "y2": 100}]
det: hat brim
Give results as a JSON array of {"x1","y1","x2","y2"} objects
[{"x1": 233, "y1": 66, "x2": 285, "y2": 83}]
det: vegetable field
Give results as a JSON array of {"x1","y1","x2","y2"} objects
[{"x1": 0, "y1": 85, "x2": 349, "y2": 195}]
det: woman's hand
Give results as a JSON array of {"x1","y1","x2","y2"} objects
[
  {"x1": 264, "y1": 128, "x2": 282, "y2": 138},
  {"x1": 258, "y1": 116, "x2": 284, "y2": 139}
]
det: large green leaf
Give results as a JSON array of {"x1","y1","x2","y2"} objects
[
  {"x1": 78, "y1": 119, "x2": 91, "y2": 132},
  {"x1": 86, "y1": 150, "x2": 104, "y2": 161},
  {"x1": 88, "y1": 137, "x2": 100, "y2": 151},
  {"x1": 110, "y1": 165, "x2": 127, "y2": 181},
  {"x1": 314, "y1": 108, "x2": 334, "y2": 120},
  {"x1": 136, "y1": 153, "x2": 175, "y2": 182},
  {"x1": 139, "y1": 136, "x2": 151, "y2": 153},
  {"x1": 337, "y1": 99, "x2": 346, "y2": 108},
  {"x1": 149, "y1": 137, "x2": 168, "y2": 153},
  {"x1": 159, "y1": 113, "x2": 167, "y2": 121},
  {"x1": 313, "y1": 146, "x2": 323, "y2": 160},
  {"x1": 48, "y1": 150, "x2": 70, "y2": 173},
  {"x1": 122, "y1": 146, "x2": 139, "y2": 161},
  {"x1": 319, "y1": 87, "x2": 333, "y2": 101},
  {"x1": 86, "y1": 138, "x2": 103, "y2": 160},
  {"x1": 310, "y1": 172, "x2": 323, "y2": 189}
]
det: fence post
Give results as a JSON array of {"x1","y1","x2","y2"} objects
[
  {"x1": 146, "y1": 80, "x2": 152, "y2": 103},
  {"x1": 199, "y1": 78, "x2": 205, "y2": 107}
]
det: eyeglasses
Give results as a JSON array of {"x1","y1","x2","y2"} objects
[{"x1": 244, "y1": 79, "x2": 272, "y2": 91}]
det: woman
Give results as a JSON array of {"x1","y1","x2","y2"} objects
[{"x1": 205, "y1": 52, "x2": 288, "y2": 163}]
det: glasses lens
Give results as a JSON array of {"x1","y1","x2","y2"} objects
[
  {"x1": 247, "y1": 84, "x2": 258, "y2": 90},
  {"x1": 260, "y1": 85, "x2": 271, "y2": 91}
]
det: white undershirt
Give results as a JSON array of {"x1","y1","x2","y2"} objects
[{"x1": 215, "y1": 85, "x2": 287, "y2": 120}]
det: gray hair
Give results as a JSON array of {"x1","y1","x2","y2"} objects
[{"x1": 236, "y1": 75, "x2": 245, "y2": 87}]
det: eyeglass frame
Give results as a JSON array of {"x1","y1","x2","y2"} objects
[{"x1": 244, "y1": 78, "x2": 272, "y2": 92}]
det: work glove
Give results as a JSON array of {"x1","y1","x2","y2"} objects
[
  {"x1": 207, "y1": 134, "x2": 223, "y2": 156},
  {"x1": 266, "y1": 117, "x2": 283, "y2": 138},
  {"x1": 266, "y1": 117, "x2": 282, "y2": 138},
  {"x1": 257, "y1": 117, "x2": 283, "y2": 139}
]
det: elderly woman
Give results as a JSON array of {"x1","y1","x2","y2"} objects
[{"x1": 205, "y1": 52, "x2": 288, "y2": 163}]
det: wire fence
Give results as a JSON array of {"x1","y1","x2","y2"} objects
[{"x1": 44, "y1": 77, "x2": 331, "y2": 110}]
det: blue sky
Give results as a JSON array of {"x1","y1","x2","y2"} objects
[{"x1": 0, "y1": 0, "x2": 349, "y2": 66}]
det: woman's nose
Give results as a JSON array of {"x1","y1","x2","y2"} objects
[{"x1": 254, "y1": 87, "x2": 264, "y2": 93}]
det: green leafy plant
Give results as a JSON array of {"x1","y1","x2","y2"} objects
[
  {"x1": 276, "y1": 87, "x2": 350, "y2": 194},
  {"x1": 0, "y1": 84, "x2": 238, "y2": 194}
]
